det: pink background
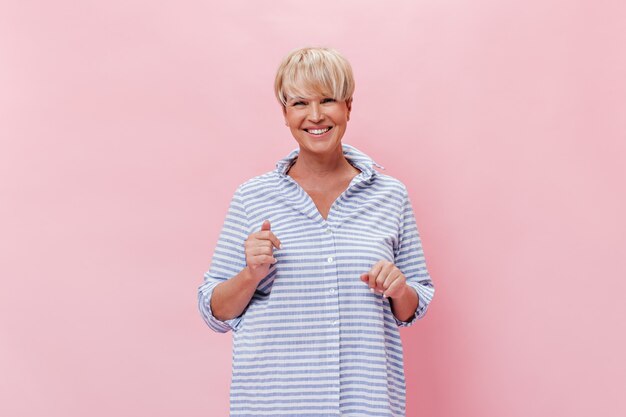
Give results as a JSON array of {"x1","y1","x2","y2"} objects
[{"x1": 1, "y1": 1, "x2": 625, "y2": 416}]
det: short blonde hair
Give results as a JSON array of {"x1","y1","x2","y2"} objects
[{"x1": 274, "y1": 47, "x2": 355, "y2": 107}]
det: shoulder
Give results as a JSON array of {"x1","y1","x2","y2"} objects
[
  {"x1": 371, "y1": 172, "x2": 410, "y2": 199},
  {"x1": 233, "y1": 171, "x2": 281, "y2": 199}
]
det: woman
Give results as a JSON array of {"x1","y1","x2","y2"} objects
[{"x1": 198, "y1": 47, "x2": 435, "y2": 417}]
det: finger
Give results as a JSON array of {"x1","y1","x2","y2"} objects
[
  {"x1": 259, "y1": 220, "x2": 282, "y2": 248},
  {"x1": 249, "y1": 254, "x2": 277, "y2": 266},
  {"x1": 359, "y1": 272, "x2": 375, "y2": 291},
  {"x1": 367, "y1": 261, "x2": 385, "y2": 289},
  {"x1": 360, "y1": 273, "x2": 381, "y2": 295},
  {"x1": 375, "y1": 264, "x2": 394, "y2": 290},
  {"x1": 384, "y1": 278, "x2": 406, "y2": 298},
  {"x1": 248, "y1": 246, "x2": 274, "y2": 257},
  {"x1": 382, "y1": 269, "x2": 402, "y2": 290},
  {"x1": 257, "y1": 230, "x2": 282, "y2": 249},
  {"x1": 245, "y1": 237, "x2": 272, "y2": 248}
]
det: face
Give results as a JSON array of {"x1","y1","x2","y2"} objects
[{"x1": 282, "y1": 94, "x2": 352, "y2": 156}]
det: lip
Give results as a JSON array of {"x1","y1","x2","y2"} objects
[{"x1": 303, "y1": 126, "x2": 333, "y2": 138}]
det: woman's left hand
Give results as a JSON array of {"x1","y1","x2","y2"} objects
[{"x1": 360, "y1": 260, "x2": 408, "y2": 299}]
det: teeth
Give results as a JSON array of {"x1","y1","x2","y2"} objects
[{"x1": 307, "y1": 127, "x2": 330, "y2": 135}]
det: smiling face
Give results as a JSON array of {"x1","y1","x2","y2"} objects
[
  {"x1": 274, "y1": 47, "x2": 356, "y2": 156},
  {"x1": 283, "y1": 95, "x2": 352, "y2": 155}
]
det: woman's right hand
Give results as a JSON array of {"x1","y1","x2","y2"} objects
[{"x1": 244, "y1": 219, "x2": 282, "y2": 283}]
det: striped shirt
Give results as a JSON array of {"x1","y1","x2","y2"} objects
[{"x1": 198, "y1": 143, "x2": 435, "y2": 416}]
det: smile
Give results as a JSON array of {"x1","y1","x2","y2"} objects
[{"x1": 304, "y1": 127, "x2": 333, "y2": 135}]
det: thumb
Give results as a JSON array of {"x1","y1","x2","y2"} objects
[
  {"x1": 261, "y1": 219, "x2": 271, "y2": 231},
  {"x1": 359, "y1": 273, "x2": 369, "y2": 283}
]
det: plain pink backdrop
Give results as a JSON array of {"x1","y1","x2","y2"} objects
[{"x1": 1, "y1": 1, "x2": 625, "y2": 416}]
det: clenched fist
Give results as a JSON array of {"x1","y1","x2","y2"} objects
[
  {"x1": 244, "y1": 220, "x2": 282, "y2": 283},
  {"x1": 360, "y1": 260, "x2": 408, "y2": 299}
]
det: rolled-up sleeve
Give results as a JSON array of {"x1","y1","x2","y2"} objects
[
  {"x1": 198, "y1": 186, "x2": 250, "y2": 333},
  {"x1": 393, "y1": 187, "x2": 435, "y2": 327}
]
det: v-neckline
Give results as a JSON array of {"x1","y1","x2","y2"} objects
[{"x1": 285, "y1": 168, "x2": 363, "y2": 222}]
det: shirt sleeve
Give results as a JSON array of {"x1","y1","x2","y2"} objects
[
  {"x1": 392, "y1": 187, "x2": 435, "y2": 327},
  {"x1": 198, "y1": 186, "x2": 250, "y2": 333}
]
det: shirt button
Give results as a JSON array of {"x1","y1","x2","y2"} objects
[
  {"x1": 331, "y1": 320, "x2": 339, "y2": 326},
  {"x1": 329, "y1": 288, "x2": 336, "y2": 294},
  {"x1": 327, "y1": 257, "x2": 334, "y2": 263},
  {"x1": 325, "y1": 228, "x2": 332, "y2": 234}
]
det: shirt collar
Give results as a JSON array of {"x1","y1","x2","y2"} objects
[{"x1": 275, "y1": 143, "x2": 385, "y2": 178}]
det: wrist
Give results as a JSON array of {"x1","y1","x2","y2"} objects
[
  {"x1": 390, "y1": 283, "x2": 410, "y2": 300},
  {"x1": 240, "y1": 266, "x2": 256, "y2": 282},
  {"x1": 242, "y1": 265, "x2": 264, "y2": 284}
]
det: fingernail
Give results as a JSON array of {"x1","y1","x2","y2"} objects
[
  {"x1": 370, "y1": 288, "x2": 375, "y2": 293},
  {"x1": 383, "y1": 294, "x2": 388, "y2": 299}
]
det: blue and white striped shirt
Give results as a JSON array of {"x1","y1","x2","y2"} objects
[{"x1": 198, "y1": 143, "x2": 435, "y2": 416}]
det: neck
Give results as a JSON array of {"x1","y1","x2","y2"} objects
[{"x1": 289, "y1": 144, "x2": 355, "y2": 179}]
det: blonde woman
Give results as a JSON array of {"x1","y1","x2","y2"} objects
[{"x1": 198, "y1": 47, "x2": 435, "y2": 417}]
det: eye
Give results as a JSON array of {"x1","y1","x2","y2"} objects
[
  {"x1": 321, "y1": 98, "x2": 336, "y2": 104},
  {"x1": 291, "y1": 101, "x2": 306, "y2": 106}
]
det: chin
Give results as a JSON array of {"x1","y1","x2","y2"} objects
[{"x1": 302, "y1": 138, "x2": 341, "y2": 152}]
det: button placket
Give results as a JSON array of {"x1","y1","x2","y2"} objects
[{"x1": 322, "y1": 222, "x2": 340, "y2": 330}]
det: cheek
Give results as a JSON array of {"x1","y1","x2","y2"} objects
[
  {"x1": 333, "y1": 110, "x2": 350, "y2": 123},
  {"x1": 285, "y1": 112, "x2": 303, "y2": 127}
]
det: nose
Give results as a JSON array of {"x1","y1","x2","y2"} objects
[{"x1": 307, "y1": 102, "x2": 324, "y2": 122}]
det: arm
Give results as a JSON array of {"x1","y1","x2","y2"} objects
[
  {"x1": 389, "y1": 284, "x2": 419, "y2": 323},
  {"x1": 361, "y1": 258, "x2": 427, "y2": 326},
  {"x1": 210, "y1": 219, "x2": 280, "y2": 322},
  {"x1": 198, "y1": 188, "x2": 280, "y2": 332},
  {"x1": 198, "y1": 187, "x2": 252, "y2": 333},
  {"x1": 209, "y1": 266, "x2": 259, "y2": 321},
  {"x1": 360, "y1": 187, "x2": 434, "y2": 326},
  {"x1": 391, "y1": 187, "x2": 435, "y2": 326}
]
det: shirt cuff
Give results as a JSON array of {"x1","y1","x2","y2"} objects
[
  {"x1": 393, "y1": 283, "x2": 430, "y2": 327},
  {"x1": 198, "y1": 280, "x2": 243, "y2": 333}
]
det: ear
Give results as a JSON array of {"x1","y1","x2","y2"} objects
[
  {"x1": 282, "y1": 105, "x2": 288, "y2": 125},
  {"x1": 346, "y1": 98, "x2": 353, "y2": 121}
]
